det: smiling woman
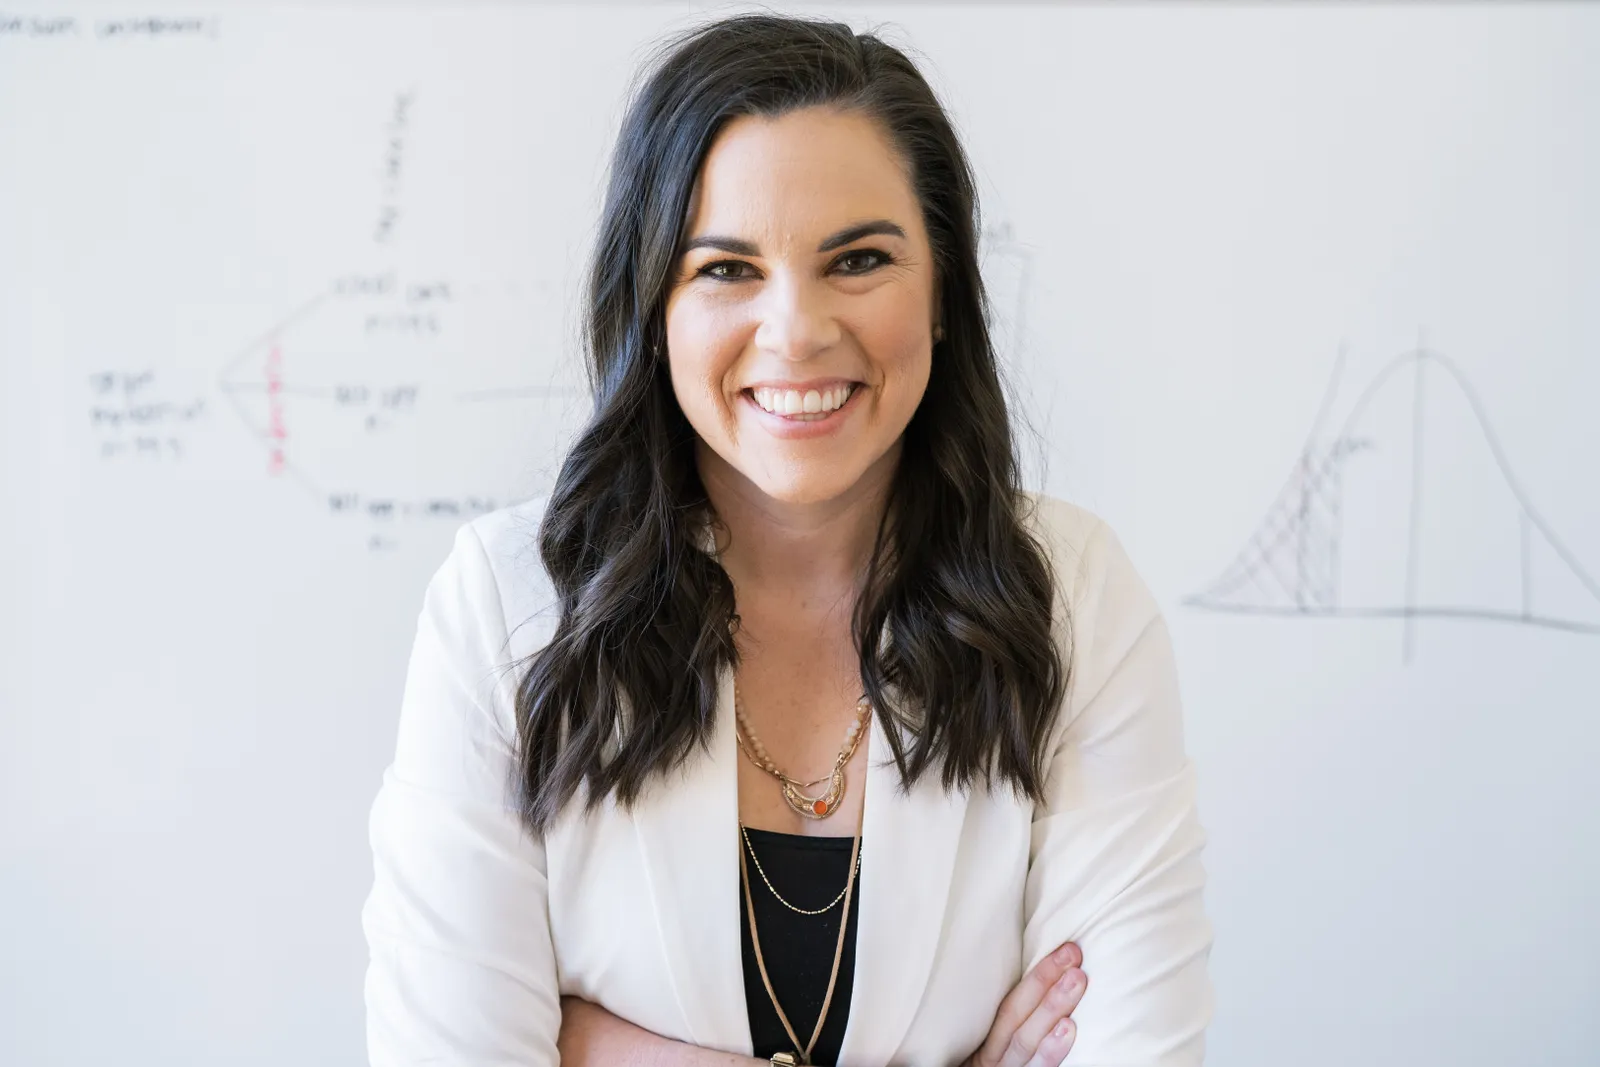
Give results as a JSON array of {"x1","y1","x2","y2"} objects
[
  {"x1": 666, "y1": 108, "x2": 935, "y2": 502},
  {"x1": 362, "y1": 13, "x2": 1214, "y2": 1067}
]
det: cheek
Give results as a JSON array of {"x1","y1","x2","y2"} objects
[
  {"x1": 665, "y1": 299, "x2": 748, "y2": 417},
  {"x1": 855, "y1": 288, "x2": 934, "y2": 394}
]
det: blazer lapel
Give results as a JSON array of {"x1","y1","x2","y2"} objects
[
  {"x1": 629, "y1": 627, "x2": 970, "y2": 1064},
  {"x1": 838, "y1": 697, "x2": 970, "y2": 1065},
  {"x1": 631, "y1": 659, "x2": 752, "y2": 1053}
]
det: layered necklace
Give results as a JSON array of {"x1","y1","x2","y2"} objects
[
  {"x1": 733, "y1": 678, "x2": 871, "y2": 820},
  {"x1": 734, "y1": 676, "x2": 870, "y2": 1065},
  {"x1": 739, "y1": 818, "x2": 861, "y2": 1066}
]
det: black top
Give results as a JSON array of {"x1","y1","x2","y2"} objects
[{"x1": 740, "y1": 828, "x2": 861, "y2": 1066}]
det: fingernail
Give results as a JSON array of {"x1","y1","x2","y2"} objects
[
  {"x1": 1053, "y1": 1018, "x2": 1072, "y2": 1039},
  {"x1": 1058, "y1": 969, "x2": 1082, "y2": 993},
  {"x1": 1052, "y1": 942, "x2": 1076, "y2": 964}
]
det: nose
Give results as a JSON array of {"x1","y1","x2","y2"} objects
[{"x1": 752, "y1": 272, "x2": 842, "y2": 362}]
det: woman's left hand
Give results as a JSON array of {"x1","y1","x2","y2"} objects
[{"x1": 959, "y1": 941, "x2": 1087, "y2": 1067}]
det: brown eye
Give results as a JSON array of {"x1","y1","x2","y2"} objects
[
  {"x1": 700, "y1": 260, "x2": 755, "y2": 281},
  {"x1": 835, "y1": 249, "x2": 892, "y2": 275}
]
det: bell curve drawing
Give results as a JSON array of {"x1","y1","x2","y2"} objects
[{"x1": 1186, "y1": 338, "x2": 1600, "y2": 658}]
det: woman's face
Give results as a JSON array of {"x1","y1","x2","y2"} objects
[{"x1": 663, "y1": 106, "x2": 938, "y2": 509}]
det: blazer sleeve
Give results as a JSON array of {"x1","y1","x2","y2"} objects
[
  {"x1": 1021, "y1": 517, "x2": 1215, "y2": 1066},
  {"x1": 360, "y1": 521, "x2": 562, "y2": 1066}
]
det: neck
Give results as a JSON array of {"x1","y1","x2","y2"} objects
[{"x1": 696, "y1": 439, "x2": 898, "y2": 604}]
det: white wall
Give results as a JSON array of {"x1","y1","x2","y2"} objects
[{"x1": 3, "y1": 3, "x2": 1597, "y2": 1064}]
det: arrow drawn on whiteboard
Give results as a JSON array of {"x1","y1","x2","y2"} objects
[{"x1": 211, "y1": 272, "x2": 581, "y2": 537}]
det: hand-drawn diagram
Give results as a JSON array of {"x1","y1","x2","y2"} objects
[
  {"x1": 212, "y1": 272, "x2": 583, "y2": 542},
  {"x1": 1186, "y1": 339, "x2": 1600, "y2": 658},
  {"x1": 82, "y1": 84, "x2": 587, "y2": 550}
]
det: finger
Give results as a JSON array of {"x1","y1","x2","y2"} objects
[
  {"x1": 992, "y1": 943, "x2": 1080, "y2": 1039},
  {"x1": 1023, "y1": 1015, "x2": 1077, "y2": 1067},
  {"x1": 973, "y1": 943, "x2": 1081, "y2": 1067},
  {"x1": 1004, "y1": 966, "x2": 1087, "y2": 1067}
]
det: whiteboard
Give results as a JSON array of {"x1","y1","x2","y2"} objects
[{"x1": 3, "y1": 3, "x2": 1597, "y2": 1065}]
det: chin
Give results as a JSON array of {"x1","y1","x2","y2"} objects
[{"x1": 748, "y1": 468, "x2": 861, "y2": 508}]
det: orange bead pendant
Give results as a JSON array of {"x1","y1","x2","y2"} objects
[{"x1": 782, "y1": 767, "x2": 846, "y2": 820}]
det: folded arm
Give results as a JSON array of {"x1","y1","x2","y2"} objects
[
  {"x1": 362, "y1": 522, "x2": 771, "y2": 1067},
  {"x1": 559, "y1": 996, "x2": 768, "y2": 1066},
  {"x1": 1021, "y1": 518, "x2": 1215, "y2": 1066}
]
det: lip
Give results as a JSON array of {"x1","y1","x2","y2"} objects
[
  {"x1": 743, "y1": 376, "x2": 862, "y2": 392},
  {"x1": 741, "y1": 382, "x2": 864, "y2": 440}
]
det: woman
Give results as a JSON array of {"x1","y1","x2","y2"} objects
[{"x1": 362, "y1": 13, "x2": 1213, "y2": 1067}]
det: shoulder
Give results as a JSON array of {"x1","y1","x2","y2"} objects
[
  {"x1": 1015, "y1": 490, "x2": 1104, "y2": 597},
  {"x1": 436, "y1": 494, "x2": 561, "y2": 662},
  {"x1": 463, "y1": 494, "x2": 553, "y2": 589},
  {"x1": 1016, "y1": 491, "x2": 1168, "y2": 714},
  {"x1": 1016, "y1": 490, "x2": 1155, "y2": 618}
]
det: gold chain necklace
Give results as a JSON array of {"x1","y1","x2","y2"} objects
[
  {"x1": 739, "y1": 809, "x2": 862, "y2": 1066},
  {"x1": 733, "y1": 679, "x2": 871, "y2": 820},
  {"x1": 740, "y1": 824, "x2": 862, "y2": 915}
]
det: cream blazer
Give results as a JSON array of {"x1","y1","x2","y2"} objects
[{"x1": 361, "y1": 492, "x2": 1215, "y2": 1066}]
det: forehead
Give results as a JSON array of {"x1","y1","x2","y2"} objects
[{"x1": 683, "y1": 107, "x2": 922, "y2": 245}]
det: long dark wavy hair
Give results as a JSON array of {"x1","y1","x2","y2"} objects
[{"x1": 512, "y1": 13, "x2": 1068, "y2": 833}]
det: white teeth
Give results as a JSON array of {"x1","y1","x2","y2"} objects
[
  {"x1": 819, "y1": 385, "x2": 853, "y2": 411},
  {"x1": 752, "y1": 384, "x2": 855, "y2": 416}
]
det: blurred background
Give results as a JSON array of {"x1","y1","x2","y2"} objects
[{"x1": 3, "y1": 1, "x2": 1597, "y2": 1064}]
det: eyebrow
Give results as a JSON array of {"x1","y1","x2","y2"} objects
[{"x1": 679, "y1": 218, "x2": 907, "y2": 257}]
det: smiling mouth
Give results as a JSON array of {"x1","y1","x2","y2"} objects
[{"x1": 743, "y1": 383, "x2": 861, "y2": 421}]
